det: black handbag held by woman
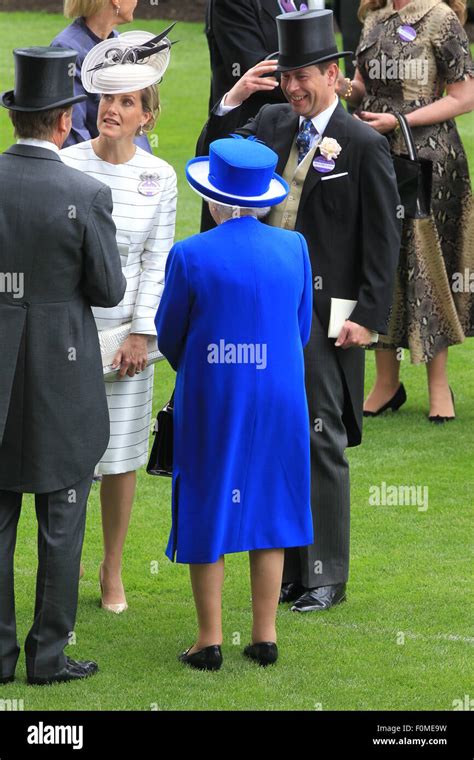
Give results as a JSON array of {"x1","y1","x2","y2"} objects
[
  {"x1": 392, "y1": 112, "x2": 433, "y2": 220},
  {"x1": 147, "y1": 392, "x2": 174, "y2": 477}
]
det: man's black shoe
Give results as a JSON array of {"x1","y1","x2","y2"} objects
[{"x1": 291, "y1": 583, "x2": 347, "y2": 612}]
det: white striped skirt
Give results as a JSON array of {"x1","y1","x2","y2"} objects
[{"x1": 95, "y1": 365, "x2": 154, "y2": 475}]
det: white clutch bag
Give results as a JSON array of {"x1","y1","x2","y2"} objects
[{"x1": 99, "y1": 322, "x2": 163, "y2": 379}]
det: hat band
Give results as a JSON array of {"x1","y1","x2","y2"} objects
[
  {"x1": 278, "y1": 46, "x2": 341, "y2": 68},
  {"x1": 208, "y1": 165, "x2": 273, "y2": 198},
  {"x1": 13, "y1": 91, "x2": 72, "y2": 107}
]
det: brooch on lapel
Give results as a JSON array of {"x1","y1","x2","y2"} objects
[
  {"x1": 398, "y1": 25, "x2": 417, "y2": 43},
  {"x1": 313, "y1": 137, "x2": 342, "y2": 174},
  {"x1": 138, "y1": 172, "x2": 160, "y2": 197}
]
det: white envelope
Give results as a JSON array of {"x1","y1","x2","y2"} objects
[{"x1": 328, "y1": 298, "x2": 379, "y2": 343}]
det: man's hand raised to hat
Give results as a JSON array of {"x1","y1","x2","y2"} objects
[{"x1": 224, "y1": 60, "x2": 280, "y2": 108}]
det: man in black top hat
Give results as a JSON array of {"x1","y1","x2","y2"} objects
[
  {"x1": 0, "y1": 47, "x2": 126, "y2": 685},
  {"x1": 197, "y1": 9, "x2": 401, "y2": 613}
]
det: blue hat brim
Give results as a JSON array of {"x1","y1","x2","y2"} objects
[{"x1": 186, "y1": 156, "x2": 289, "y2": 208}]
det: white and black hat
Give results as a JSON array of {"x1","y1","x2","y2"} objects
[{"x1": 81, "y1": 24, "x2": 177, "y2": 94}]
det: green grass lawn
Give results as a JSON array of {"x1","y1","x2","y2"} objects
[{"x1": 0, "y1": 12, "x2": 472, "y2": 711}]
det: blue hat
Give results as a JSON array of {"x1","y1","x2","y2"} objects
[{"x1": 186, "y1": 136, "x2": 289, "y2": 207}]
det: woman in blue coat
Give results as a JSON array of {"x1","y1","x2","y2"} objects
[{"x1": 155, "y1": 136, "x2": 313, "y2": 670}]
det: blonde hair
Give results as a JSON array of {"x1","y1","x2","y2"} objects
[
  {"x1": 138, "y1": 85, "x2": 161, "y2": 135},
  {"x1": 358, "y1": 0, "x2": 467, "y2": 23},
  {"x1": 64, "y1": 0, "x2": 109, "y2": 18}
]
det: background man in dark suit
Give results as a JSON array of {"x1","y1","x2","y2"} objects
[
  {"x1": 197, "y1": 10, "x2": 401, "y2": 613},
  {"x1": 205, "y1": 0, "x2": 287, "y2": 117},
  {"x1": 333, "y1": 0, "x2": 362, "y2": 80},
  {"x1": 0, "y1": 48, "x2": 126, "y2": 685},
  {"x1": 202, "y1": 0, "x2": 289, "y2": 230}
]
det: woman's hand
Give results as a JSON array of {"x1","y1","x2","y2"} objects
[
  {"x1": 335, "y1": 71, "x2": 351, "y2": 98},
  {"x1": 112, "y1": 334, "x2": 149, "y2": 378},
  {"x1": 354, "y1": 111, "x2": 398, "y2": 134}
]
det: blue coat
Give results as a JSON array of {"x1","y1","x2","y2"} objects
[
  {"x1": 51, "y1": 17, "x2": 151, "y2": 153},
  {"x1": 155, "y1": 216, "x2": 313, "y2": 564}
]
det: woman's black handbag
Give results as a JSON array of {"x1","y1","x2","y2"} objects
[
  {"x1": 392, "y1": 112, "x2": 433, "y2": 219},
  {"x1": 147, "y1": 392, "x2": 174, "y2": 477}
]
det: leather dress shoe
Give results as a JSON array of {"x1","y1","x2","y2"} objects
[
  {"x1": 291, "y1": 583, "x2": 347, "y2": 613},
  {"x1": 279, "y1": 582, "x2": 305, "y2": 604},
  {"x1": 27, "y1": 656, "x2": 98, "y2": 686},
  {"x1": 179, "y1": 645, "x2": 222, "y2": 671},
  {"x1": 243, "y1": 642, "x2": 278, "y2": 667},
  {"x1": 0, "y1": 674, "x2": 15, "y2": 684}
]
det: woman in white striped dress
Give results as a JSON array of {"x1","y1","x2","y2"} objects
[{"x1": 61, "y1": 29, "x2": 177, "y2": 612}]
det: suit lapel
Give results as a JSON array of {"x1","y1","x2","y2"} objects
[
  {"x1": 300, "y1": 102, "x2": 351, "y2": 209},
  {"x1": 270, "y1": 107, "x2": 299, "y2": 176}
]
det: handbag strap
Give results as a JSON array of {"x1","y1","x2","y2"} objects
[{"x1": 394, "y1": 112, "x2": 418, "y2": 162}]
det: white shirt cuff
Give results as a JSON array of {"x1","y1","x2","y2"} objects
[{"x1": 215, "y1": 93, "x2": 242, "y2": 116}]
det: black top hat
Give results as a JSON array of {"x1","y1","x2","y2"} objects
[
  {"x1": 273, "y1": 10, "x2": 353, "y2": 72},
  {"x1": 1, "y1": 47, "x2": 87, "y2": 112}
]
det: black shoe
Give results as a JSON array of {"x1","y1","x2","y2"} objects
[
  {"x1": 179, "y1": 645, "x2": 222, "y2": 671},
  {"x1": 291, "y1": 583, "x2": 347, "y2": 613},
  {"x1": 0, "y1": 674, "x2": 15, "y2": 684},
  {"x1": 279, "y1": 582, "x2": 305, "y2": 604},
  {"x1": 428, "y1": 388, "x2": 455, "y2": 424},
  {"x1": 363, "y1": 383, "x2": 407, "y2": 417},
  {"x1": 27, "y1": 656, "x2": 98, "y2": 686},
  {"x1": 243, "y1": 642, "x2": 278, "y2": 667}
]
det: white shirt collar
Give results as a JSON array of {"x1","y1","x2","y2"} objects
[
  {"x1": 17, "y1": 138, "x2": 60, "y2": 155},
  {"x1": 299, "y1": 96, "x2": 339, "y2": 137}
]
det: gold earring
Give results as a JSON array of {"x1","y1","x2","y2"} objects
[
  {"x1": 139, "y1": 125, "x2": 144, "y2": 135},
  {"x1": 116, "y1": 4, "x2": 120, "y2": 15}
]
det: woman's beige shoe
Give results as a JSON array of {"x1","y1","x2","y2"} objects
[
  {"x1": 79, "y1": 563, "x2": 85, "y2": 580},
  {"x1": 99, "y1": 563, "x2": 128, "y2": 614}
]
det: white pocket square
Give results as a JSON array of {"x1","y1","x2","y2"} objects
[{"x1": 321, "y1": 172, "x2": 349, "y2": 181}]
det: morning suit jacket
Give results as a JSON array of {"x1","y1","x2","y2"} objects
[
  {"x1": 0, "y1": 145, "x2": 127, "y2": 493},
  {"x1": 197, "y1": 101, "x2": 401, "y2": 443}
]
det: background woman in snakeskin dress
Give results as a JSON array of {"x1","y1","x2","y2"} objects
[{"x1": 337, "y1": 0, "x2": 474, "y2": 421}]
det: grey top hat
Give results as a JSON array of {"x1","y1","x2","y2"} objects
[
  {"x1": 272, "y1": 10, "x2": 353, "y2": 72},
  {"x1": 1, "y1": 47, "x2": 87, "y2": 112}
]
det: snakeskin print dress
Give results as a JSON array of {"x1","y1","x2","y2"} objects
[{"x1": 356, "y1": 0, "x2": 474, "y2": 362}]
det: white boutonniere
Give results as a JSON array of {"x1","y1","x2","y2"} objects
[{"x1": 319, "y1": 137, "x2": 342, "y2": 161}]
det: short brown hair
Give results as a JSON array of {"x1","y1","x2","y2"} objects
[
  {"x1": 138, "y1": 85, "x2": 161, "y2": 135},
  {"x1": 9, "y1": 107, "x2": 72, "y2": 140},
  {"x1": 64, "y1": 0, "x2": 109, "y2": 19},
  {"x1": 315, "y1": 60, "x2": 338, "y2": 75}
]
